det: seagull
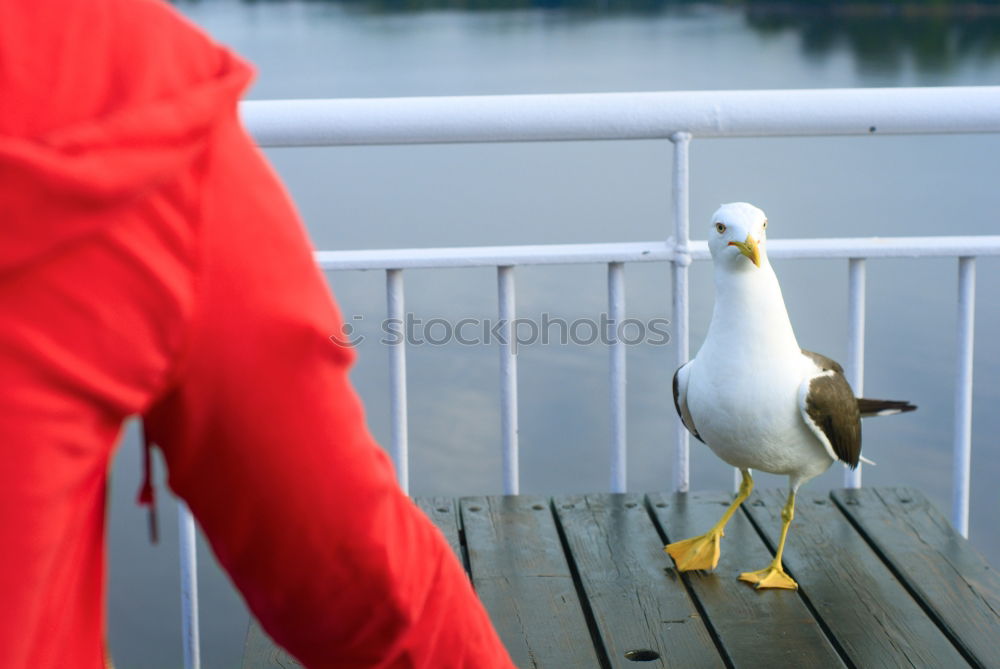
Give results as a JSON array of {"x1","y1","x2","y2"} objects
[{"x1": 666, "y1": 202, "x2": 916, "y2": 590}]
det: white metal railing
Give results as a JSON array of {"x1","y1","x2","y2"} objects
[
  {"x1": 241, "y1": 87, "x2": 1000, "y2": 145},
  {"x1": 308, "y1": 233, "x2": 999, "y2": 502},
  {"x1": 175, "y1": 88, "x2": 1000, "y2": 669}
]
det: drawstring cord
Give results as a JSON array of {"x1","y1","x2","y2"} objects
[{"x1": 137, "y1": 422, "x2": 159, "y2": 544}]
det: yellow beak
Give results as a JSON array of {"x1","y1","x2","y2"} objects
[{"x1": 728, "y1": 235, "x2": 761, "y2": 268}]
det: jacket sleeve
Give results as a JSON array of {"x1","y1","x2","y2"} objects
[{"x1": 144, "y1": 113, "x2": 514, "y2": 669}]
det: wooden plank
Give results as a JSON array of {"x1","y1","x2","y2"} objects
[
  {"x1": 461, "y1": 495, "x2": 601, "y2": 668},
  {"x1": 832, "y1": 487, "x2": 1000, "y2": 668},
  {"x1": 554, "y1": 493, "x2": 723, "y2": 668},
  {"x1": 743, "y1": 488, "x2": 970, "y2": 668},
  {"x1": 415, "y1": 496, "x2": 465, "y2": 568},
  {"x1": 648, "y1": 490, "x2": 844, "y2": 668}
]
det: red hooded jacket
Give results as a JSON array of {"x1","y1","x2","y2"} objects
[{"x1": 0, "y1": 1, "x2": 514, "y2": 667}]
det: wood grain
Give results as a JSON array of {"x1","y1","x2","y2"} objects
[
  {"x1": 649, "y1": 490, "x2": 845, "y2": 668},
  {"x1": 461, "y1": 495, "x2": 601, "y2": 668},
  {"x1": 415, "y1": 496, "x2": 466, "y2": 570},
  {"x1": 743, "y1": 488, "x2": 970, "y2": 668},
  {"x1": 555, "y1": 492, "x2": 723, "y2": 668},
  {"x1": 832, "y1": 487, "x2": 1000, "y2": 668},
  {"x1": 240, "y1": 488, "x2": 998, "y2": 668}
]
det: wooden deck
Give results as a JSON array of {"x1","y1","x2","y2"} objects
[{"x1": 243, "y1": 487, "x2": 1000, "y2": 668}]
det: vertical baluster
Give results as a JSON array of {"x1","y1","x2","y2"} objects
[
  {"x1": 387, "y1": 269, "x2": 409, "y2": 493},
  {"x1": 498, "y1": 266, "x2": 519, "y2": 495},
  {"x1": 953, "y1": 257, "x2": 976, "y2": 536},
  {"x1": 178, "y1": 504, "x2": 200, "y2": 669},
  {"x1": 608, "y1": 262, "x2": 627, "y2": 493},
  {"x1": 845, "y1": 258, "x2": 866, "y2": 488},
  {"x1": 670, "y1": 132, "x2": 692, "y2": 493}
]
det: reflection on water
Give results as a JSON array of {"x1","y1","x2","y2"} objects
[
  {"x1": 744, "y1": 6, "x2": 1000, "y2": 74},
  {"x1": 224, "y1": 0, "x2": 1000, "y2": 73}
]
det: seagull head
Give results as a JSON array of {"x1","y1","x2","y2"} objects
[{"x1": 707, "y1": 202, "x2": 768, "y2": 270}]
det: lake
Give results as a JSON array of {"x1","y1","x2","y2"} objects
[{"x1": 107, "y1": 1, "x2": 1000, "y2": 666}]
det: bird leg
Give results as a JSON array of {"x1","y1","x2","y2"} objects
[
  {"x1": 739, "y1": 489, "x2": 799, "y2": 590},
  {"x1": 665, "y1": 470, "x2": 753, "y2": 571}
]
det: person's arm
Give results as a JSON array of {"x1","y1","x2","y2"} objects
[{"x1": 145, "y1": 113, "x2": 514, "y2": 668}]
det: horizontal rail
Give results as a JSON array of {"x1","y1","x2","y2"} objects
[
  {"x1": 315, "y1": 235, "x2": 1000, "y2": 270},
  {"x1": 315, "y1": 241, "x2": 672, "y2": 270},
  {"x1": 242, "y1": 87, "x2": 1000, "y2": 147}
]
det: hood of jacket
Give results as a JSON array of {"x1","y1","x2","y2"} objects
[{"x1": 0, "y1": 0, "x2": 254, "y2": 273}]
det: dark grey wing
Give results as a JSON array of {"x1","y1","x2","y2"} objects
[
  {"x1": 672, "y1": 363, "x2": 704, "y2": 444},
  {"x1": 856, "y1": 398, "x2": 917, "y2": 417},
  {"x1": 803, "y1": 348, "x2": 917, "y2": 419},
  {"x1": 801, "y1": 348, "x2": 845, "y2": 375},
  {"x1": 800, "y1": 370, "x2": 861, "y2": 468}
]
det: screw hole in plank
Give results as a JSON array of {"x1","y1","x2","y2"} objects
[{"x1": 625, "y1": 649, "x2": 660, "y2": 662}]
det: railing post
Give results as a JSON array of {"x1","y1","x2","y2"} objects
[
  {"x1": 953, "y1": 257, "x2": 976, "y2": 537},
  {"x1": 670, "y1": 132, "x2": 692, "y2": 494},
  {"x1": 608, "y1": 262, "x2": 627, "y2": 493},
  {"x1": 845, "y1": 258, "x2": 866, "y2": 488},
  {"x1": 386, "y1": 269, "x2": 409, "y2": 494},
  {"x1": 178, "y1": 504, "x2": 200, "y2": 669},
  {"x1": 498, "y1": 265, "x2": 519, "y2": 495}
]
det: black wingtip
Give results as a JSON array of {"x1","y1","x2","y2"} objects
[{"x1": 857, "y1": 398, "x2": 917, "y2": 417}]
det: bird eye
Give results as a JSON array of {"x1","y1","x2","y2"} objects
[
  {"x1": 715, "y1": 223, "x2": 726, "y2": 234},
  {"x1": 762, "y1": 220, "x2": 768, "y2": 230}
]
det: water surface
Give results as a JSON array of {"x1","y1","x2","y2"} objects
[{"x1": 108, "y1": 2, "x2": 1000, "y2": 665}]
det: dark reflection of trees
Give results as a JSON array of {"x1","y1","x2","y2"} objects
[
  {"x1": 217, "y1": 0, "x2": 1000, "y2": 74},
  {"x1": 744, "y1": 6, "x2": 1000, "y2": 75}
]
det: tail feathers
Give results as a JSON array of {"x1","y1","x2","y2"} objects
[{"x1": 857, "y1": 398, "x2": 917, "y2": 418}]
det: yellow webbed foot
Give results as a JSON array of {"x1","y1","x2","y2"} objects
[
  {"x1": 664, "y1": 530, "x2": 723, "y2": 572},
  {"x1": 738, "y1": 564, "x2": 798, "y2": 590}
]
